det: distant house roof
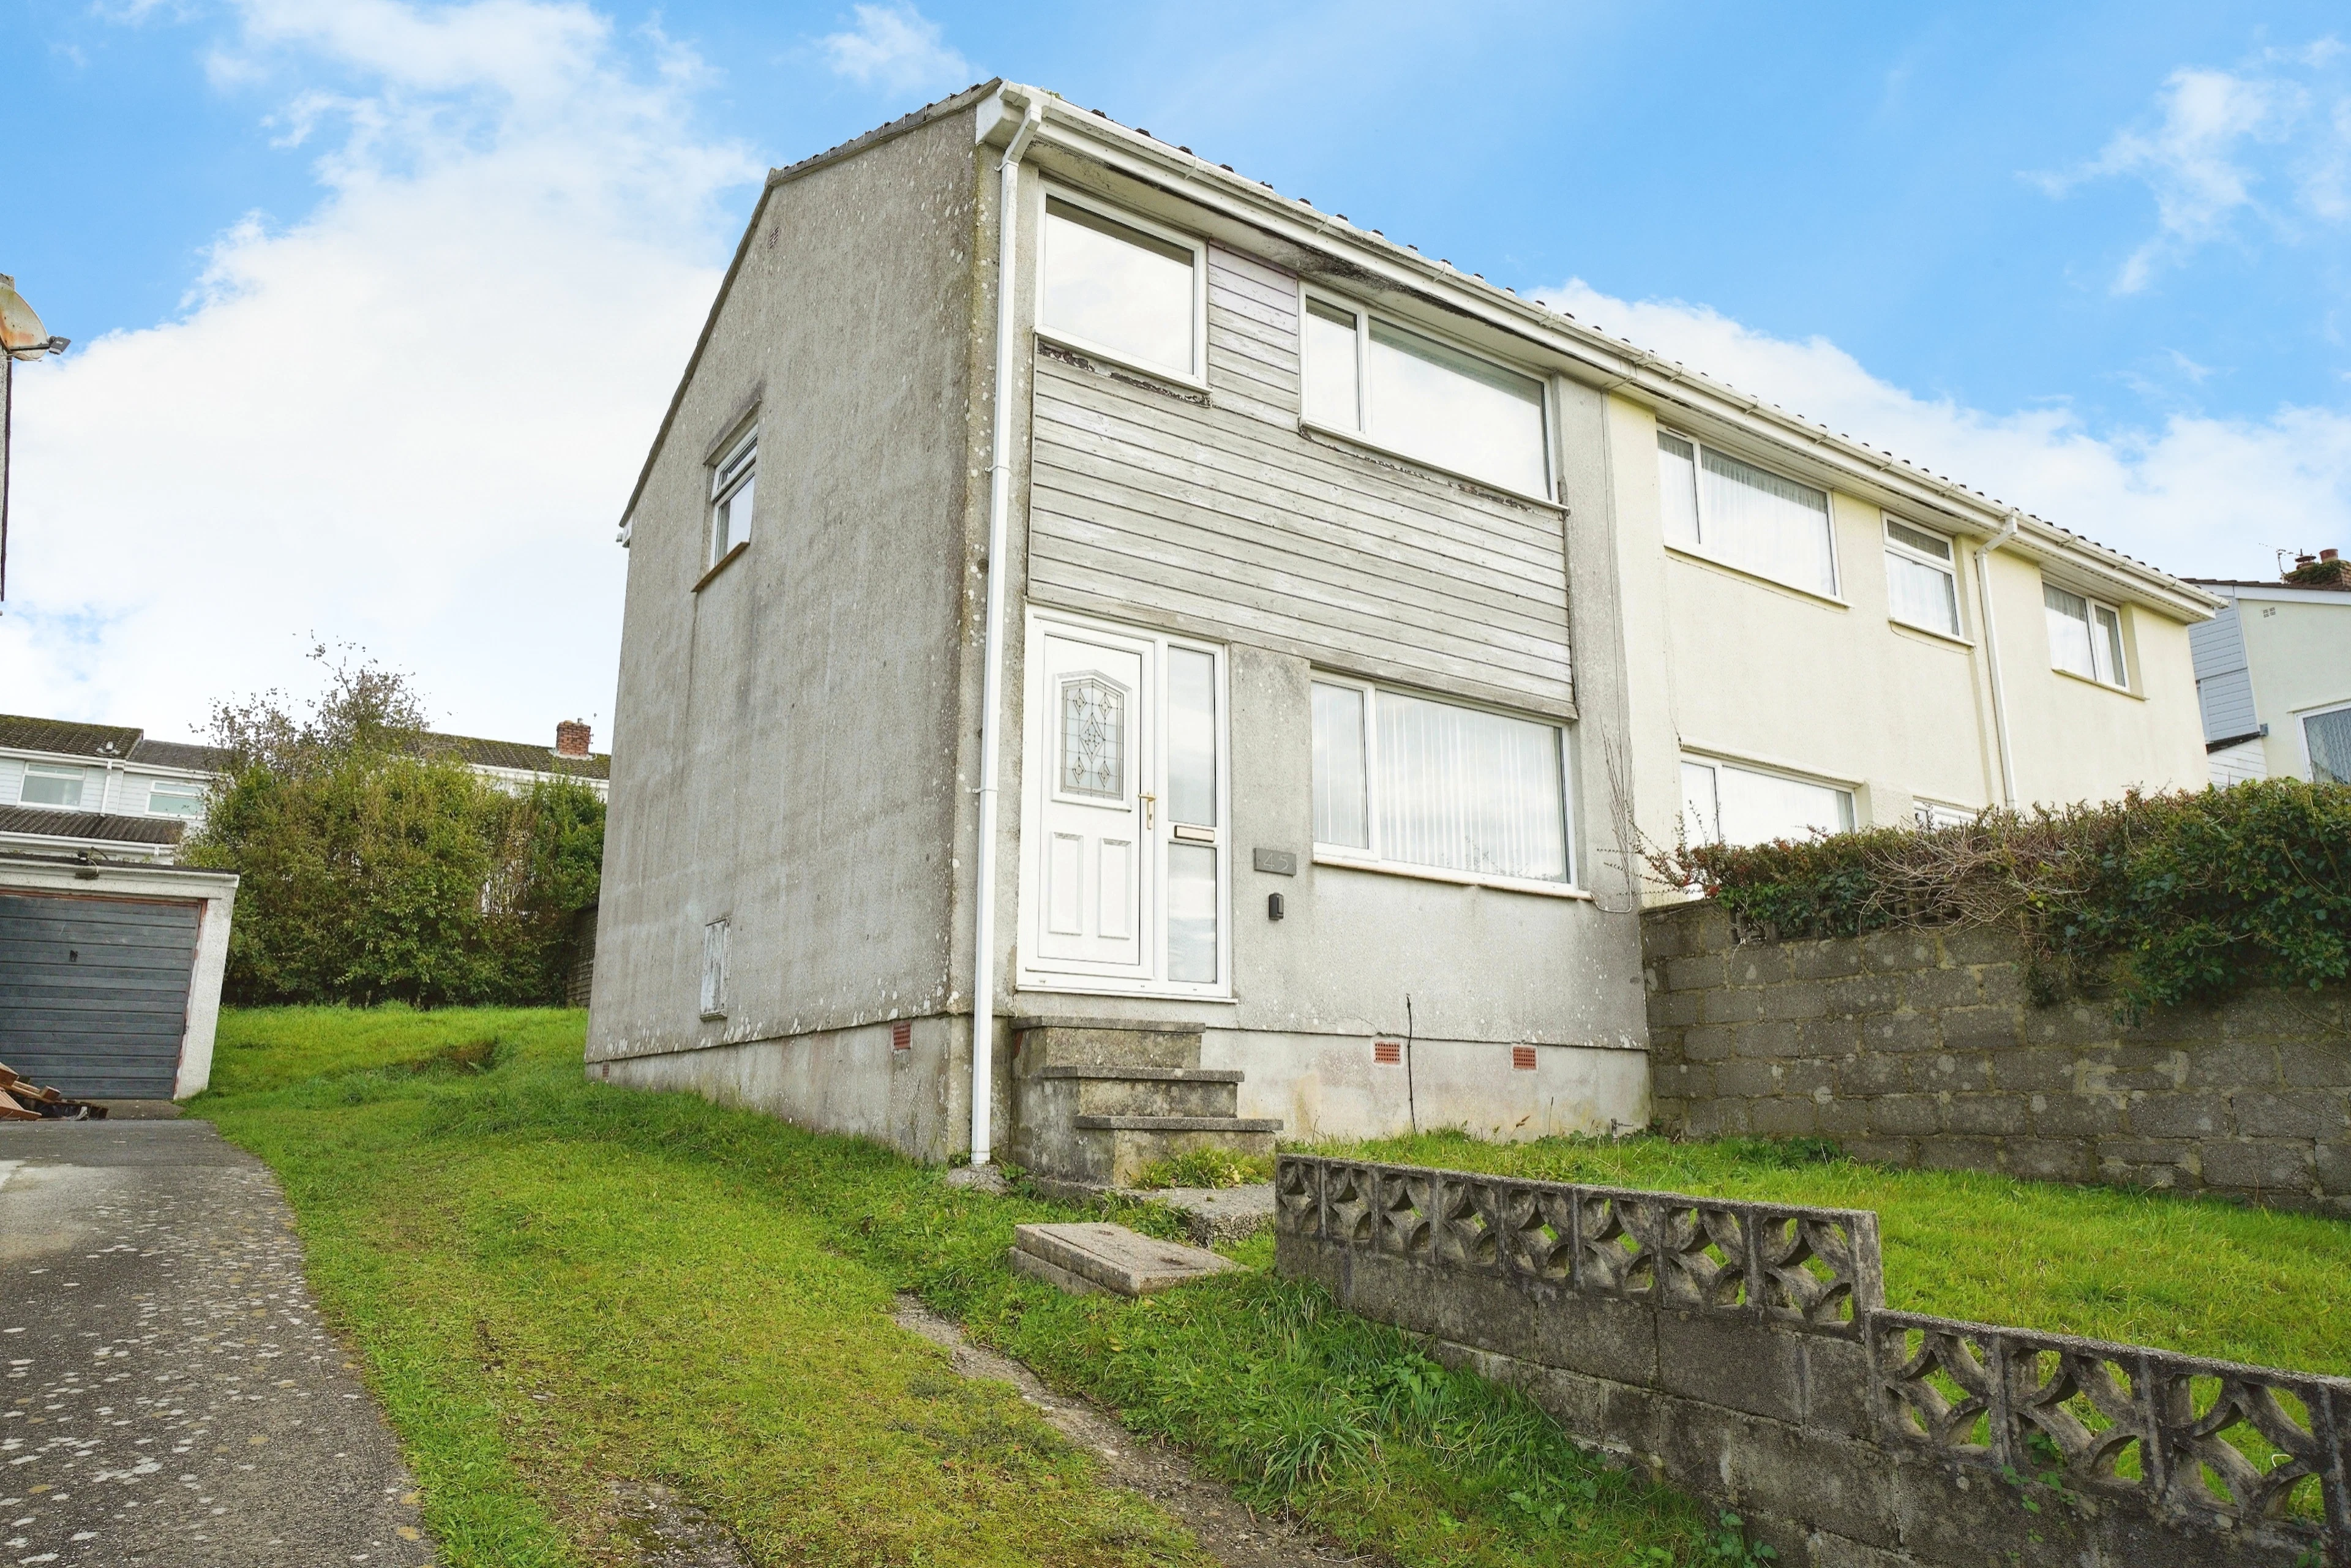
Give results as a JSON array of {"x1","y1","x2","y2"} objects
[
  {"x1": 0, "y1": 714, "x2": 146, "y2": 760},
  {"x1": 0, "y1": 806, "x2": 185, "y2": 847},
  {"x1": 429, "y1": 732, "x2": 611, "y2": 781},
  {"x1": 0, "y1": 713, "x2": 606, "y2": 781}
]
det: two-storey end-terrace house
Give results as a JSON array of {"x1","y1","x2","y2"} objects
[
  {"x1": 2187, "y1": 550, "x2": 2351, "y2": 786},
  {"x1": 585, "y1": 83, "x2": 2216, "y2": 1180}
]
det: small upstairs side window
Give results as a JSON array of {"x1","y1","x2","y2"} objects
[
  {"x1": 2044, "y1": 583, "x2": 2128, "y2": 689},
  {"x1": 708, "y1": 429, "x2": 756, "y2": 569},
  {"x1": 1040, "y1": 196, "x2": 1201, "y2": 381},
  {"x1": 1884, "y1": 518, "x2": 1962, "y2": 637},
  {"x1": 18, "y1": 763, "x2": 84, "y2": 809}
]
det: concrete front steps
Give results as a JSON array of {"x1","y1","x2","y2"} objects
[{"x1": 1007, "y1": 1019, "x2": 1280, "y2": 1190}]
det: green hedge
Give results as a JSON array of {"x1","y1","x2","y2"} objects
[{"x1": 1649, "y1": 780, "x2": 2351, "y2": 1018}]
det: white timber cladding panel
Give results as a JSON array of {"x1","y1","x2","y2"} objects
[{"x1": 1026, "y1": 244, "x2": 1573, "y2": 715}]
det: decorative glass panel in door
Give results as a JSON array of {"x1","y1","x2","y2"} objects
[{"x1": 1033, "y1": 628, "x2": 1148, "y2": 972}]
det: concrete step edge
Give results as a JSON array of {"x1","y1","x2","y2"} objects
[
  {"x1": 1070, "y1": 1115, "x2": 1284, "y2": 1133},
  {"x1": 1038, "y1": 1065, "x2": 1245, "y2": 1082}
]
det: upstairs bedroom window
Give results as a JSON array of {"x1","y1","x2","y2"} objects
[
  {"x1": 2044, "y1": 583, "x2": 2128, "y2": 689},
  {"x1": 707, "y1": 428, "x2": 756, "y2": 570},
  {"x1": 18, "y1": 763, "x2": 85, "y2": 808},
  {"x1": 1039, "y1": 194, "x2": 1203, "y2": 382},
  {"x1": 1311, "y1": 679, "x2": 1572, "y2": 887},
  {"x1": 1302, "y1": 297, "x2": 1550, "y2": 498},
  {"x1": 1680, "y1": 758, "x2": 1854, "y2": 847},
  {"x1": 1884, "y1": 518, "x2": 1962, "y2": 638},
  {"x1": 146, "y1": 779, "x2": 207, "y2": 818},
  {"x1": 1657, "y1": 430, "x2": 1839, "y2": 598}
]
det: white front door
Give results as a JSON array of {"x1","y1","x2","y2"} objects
[
  {"x1": 1032, "y1": 623, "x2": 1150, "y2": 972},
  {"x1": 1020, "y1": 610, "x2": 1228, "y2": 994}
]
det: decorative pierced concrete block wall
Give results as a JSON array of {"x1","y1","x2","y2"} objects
[
  {"x1": 1643, "y1": 902, "x2": 2350, "y2": 1216},
  {"x1": 1275, "y1": 1153, "x2": 2351, "y2": 1568}
]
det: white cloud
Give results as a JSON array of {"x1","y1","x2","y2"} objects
[
  {"x1": 1, "y1": 0, "x2": 762, "y2": 743},
  {"x1": 2036, "y1": 43, "x2": 2351, "y2": 293},
  {"x1": 820, "y1": 2, "x2": 970, "y2": 97},
  {"x1": 1537, "y1": 279, "x2": 2351, "y2": 580}
]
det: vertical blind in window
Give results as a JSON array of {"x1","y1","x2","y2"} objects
[
  {"x1": 1657, "y1": 431, "x2": 1837, "y2": 597},
  {"x1": 1311, "y1": 681, "x2": 1569, "y2": 883},
  {"x1": 2306, "y1": 708, "x2": 2351, "y2": 786},
  {"x1": 1040, "y1": 198, "x2": 1197, "y2": 378}
]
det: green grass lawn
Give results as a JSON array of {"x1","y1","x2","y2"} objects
[
  {"x1": 1314, "y1": 1129, "x2": 2351, "y2": 1377},
  {"x1": 197, "y1": 1008, "x2": 1742, "y2": 1567}
]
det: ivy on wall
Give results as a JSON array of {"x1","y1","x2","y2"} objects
[{"x1": 1648, "y1": 780, "x2": 2351, "y2": 1019}]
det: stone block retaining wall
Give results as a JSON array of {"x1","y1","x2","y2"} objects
[
  {"x1": 1642, "y1": 903, "x2": 2350, "y2": 1215},
  {"x1": 1276, "y1": 1153, "x2": 2350, "y2": 1568}
]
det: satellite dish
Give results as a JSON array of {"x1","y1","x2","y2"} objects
[{"x1": 0, "y1": 275, "x2": 65, "y2": 361}]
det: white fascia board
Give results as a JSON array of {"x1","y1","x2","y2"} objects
[
  {"x1": 981, "y1": 83, "x2": 2220, "y2": 625},
  {"x1": 0, "y1": 830, "x2": 176, "y2": 860},
  {"x1": 0, "y1": 746, "x2": 217, "y2": 781},
  {"x1": 2192, "y1": 583, "x2": 2351, "y2": 608}
]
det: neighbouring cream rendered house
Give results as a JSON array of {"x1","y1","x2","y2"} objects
[
  {"x1": 2188, "y1": 552, "x2": 2351, "y2": 787},
  {"x1": 585, "y1": 83, "x2": 2214, "y2": 1177}
]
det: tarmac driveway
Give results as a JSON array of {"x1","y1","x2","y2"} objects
[{"x1": 0, "y1": 1119, "x2": 433, "y2": 1567}]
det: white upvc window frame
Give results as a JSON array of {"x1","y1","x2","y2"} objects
[
  {"x1": 2042, "y1": 580, "x2": 2131, "y2": 691},
  {"x1": 1308, "y1": 673, "x2": 1583, "y2": 899},
  {"x1": 17, "y1": 762, "x2": 88, "y2": 809},
  {"x1": 144, "y1": 778, "x2": 208, "y2": 819},
  {"x1": 1679, "y1": 753, "x2": 1858, "y2": 847},
  {"x1": 1656, "y1": 426, "x2": 1845, "y2": 602},
  {"x1": 705, "y1": 426, "x2": 757, "y2": 575},
  {"x1": 1882, "y1": 514, "x2": 1967, "y2": 641},
  {"x1": 1913, "y1": 798, "x2": 1979, "y2": 831},
  {"x1": 2297, "y1": 697, "x2": 2351, "y2": 786},
  {"x1": 1034, "y1": 184, "x2": 1209, "y2": 389},
  {"x1": 1297, "y1": 285, "x2": 1558, "y2": 505}
]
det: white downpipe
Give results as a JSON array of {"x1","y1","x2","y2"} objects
[
  {"x1": 970, "y1": 96, "x2": 1044, "y2": 1166},
  {"x1": 1974, "y1": 511, "x2": 2022, "y2": 811}
]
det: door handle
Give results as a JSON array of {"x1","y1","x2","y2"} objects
[{"x1": 1139, "y1": 792, "x2": 1156, "y2": 829}]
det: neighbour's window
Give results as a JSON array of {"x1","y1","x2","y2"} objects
[
  {"x1": 700, "y1": 918, "x2": 730, "y2": 1018},
  {"x1": 1913, "y1": 800, "x2": 1977, "y2": 831},
  {"x1": 1302, "y1": 296, "x2": 1550, "y2": 497},
  {"x1": 2305, "y1": 703, "x2": 2351, "y2": 786},
  {"x1": 1680, "y1": 759, "x2": 1854, "y2": 847},
  {"x1": 708, "y1": 429, "x2": 756, "y2": 568},
  {"x1": 146, "y1": 780, "x2": 207, "y2": 818},
  {"x1": 2044, "y1": 583, "x2": 2128, "y2": 688},
  {"x1": 1311, "y1": 678, "x2": 1570, "y2": 884},
  {"x1": 1657, "y1": 430, "x2": 1838, "y2": 598},
  {"x1": 1884, "y1": 518, "x2": 1961, "y2": 637},
  {"x1": 18, "y1": 763, "x2": 84, "y2": 808},
  {"x1": 1040, "y1": 196, "x2": 1200, "y2": 380}
]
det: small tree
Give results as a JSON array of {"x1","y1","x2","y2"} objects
[{"x1": 185, "y1": 645, "x2": 605, "y2": 1006}]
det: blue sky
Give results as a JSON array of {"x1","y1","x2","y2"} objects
[{"x1": 5, "y1": 0, "x2": 2349, "y2": 740}]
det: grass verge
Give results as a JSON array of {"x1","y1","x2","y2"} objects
[
  {"x1": 198, "y1": 1008, "x2": 1744, "y2": 1567},
  {"x1": 1313, "y1": 1128, "x2": 2351, "y2": 1376}
]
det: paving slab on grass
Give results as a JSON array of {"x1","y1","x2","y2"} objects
[
  {"x1": 0, "y1": 1120, "x2": 432, "y2": 1567},
  {"x1": 1011, "y1": 1223, "x2": 1240, "y2": 1296}
]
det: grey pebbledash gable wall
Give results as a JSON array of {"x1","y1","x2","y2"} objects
[
  {"x1": 1276, "y1": 1154, "x2": 2351, "y2": 1568},
  {"x1": 1641, "y1": 903, "x2": 2351, "y2": 1215}
]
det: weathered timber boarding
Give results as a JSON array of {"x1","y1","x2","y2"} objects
[
  {"x1": 1642, "y1": 902, "x2": 2351, "y2": 1215},
  {"x1": 1276, "y1": 1152, "x2": 2351, "y2": 1567},
  {"x1": 1026, "y1": 244, "x2": 1575, "y2": 718}
]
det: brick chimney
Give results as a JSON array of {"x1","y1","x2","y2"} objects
[
  {"x1": 2285, "y1": 548, "x2": 2351, "y2": 590},
  {"x1": 555, "y1": 719, "x2": 592, "y2": 758}
]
